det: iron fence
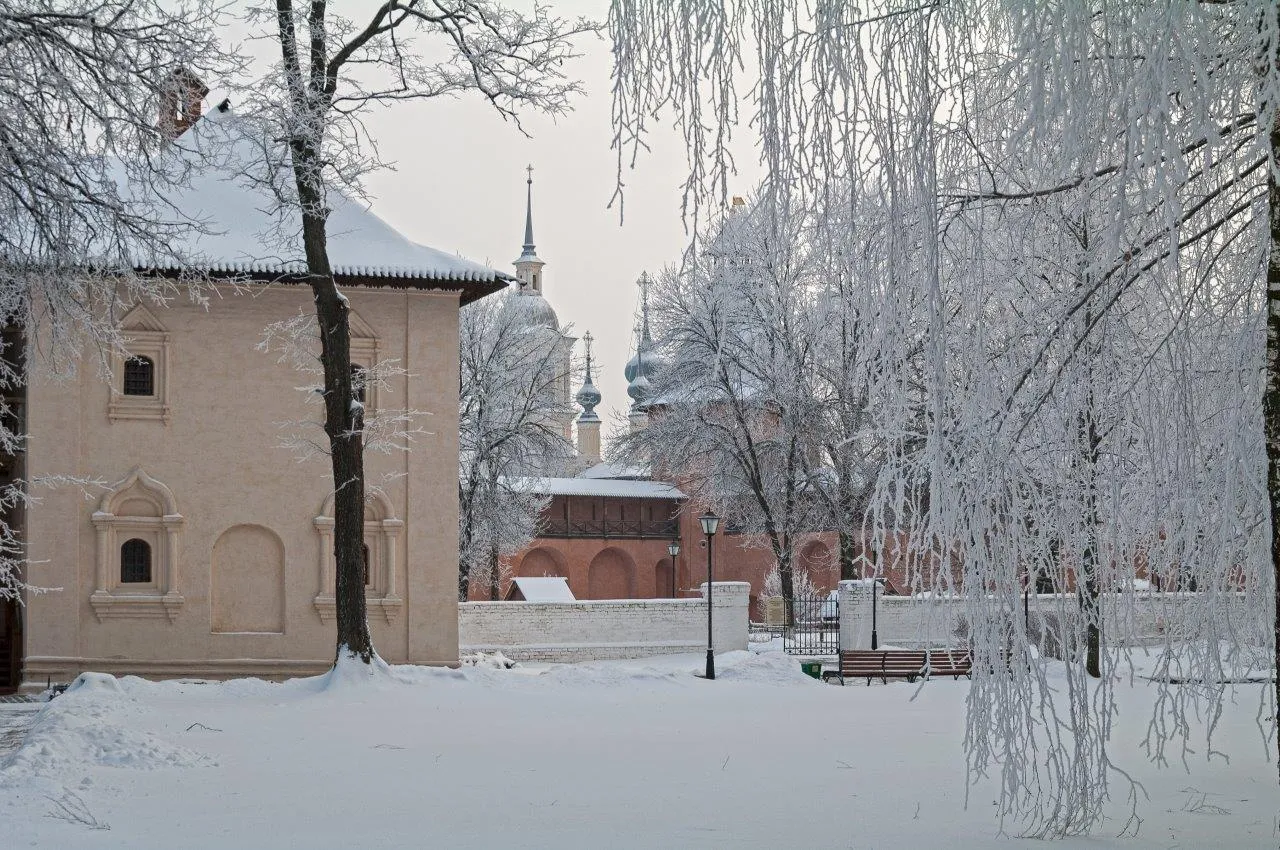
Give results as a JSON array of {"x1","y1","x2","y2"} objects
[{"x1": 782, "y1": 591, "x2": 839, "y2": 656}]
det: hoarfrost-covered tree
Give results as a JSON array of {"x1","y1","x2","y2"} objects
[
  {"x1": 458, "y1": 288, "x2": 573, "y2": 600},
  {"x1": 807, "y1": 190, "x2": 929, "y2": 581},
  {"x1": 615, "y1": 199, "x2": 824, "y2": 599},
  {"x1": 243, "y1": 0, "x2": 593, "y2": 666},
  {"x1": 0, "y1": 0, "x2": 236, "y2": 600},
  {"x1": 608, "y1": 0, "x2": 1278, "y2": 834}
]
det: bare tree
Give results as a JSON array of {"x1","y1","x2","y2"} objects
[
  {"x1": 607, "y1": 0, "x2": 1277, "y2": 833},
  {"x1": 0, "y1": 0, "x2": 236, "y2": 601},
  {"x1": 616, "y1": 199, "x2": 823, "y2": 599},
  {"x1": 458, "y1": 288, "x2": 573, "y2": 600},
  {"x1": 248, "y1": 1, "x2": 593, "y2": 665}
]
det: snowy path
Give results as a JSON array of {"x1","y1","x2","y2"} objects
[{"x1": 0, "y1": 651, "x2": 1275, "y2": 848}]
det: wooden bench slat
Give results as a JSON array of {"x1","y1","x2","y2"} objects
[{"x1": 829, "y1": 648, "x2": 973, "y2": 685}]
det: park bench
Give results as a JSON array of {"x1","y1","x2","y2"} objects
[
  {"x1": 923, "y1": 648, "x2": 972, "y2": 680},
  {"x1": 823, "y1": 648, "x2": 972, "y2": 685}
]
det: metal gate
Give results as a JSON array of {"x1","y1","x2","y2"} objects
[{"x1": 782, "y1": 591, "x2": 839, "y2": 655}]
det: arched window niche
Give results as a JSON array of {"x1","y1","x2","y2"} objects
[
  {"x1": 120, "y1": 538, "x2": 152, "y2": 583},
  {"x1": 313, "y1": 489, "x2": 402, "y2": 624},
  {"x1": 108, "y1": 304, "x2": 171, "y2": 424},
  {"x1": 123, "y1": 356, "x2": 155, "y2": 396},
  {"x1": 90, "y1": 467, "x2": 184, "y2": 621}
]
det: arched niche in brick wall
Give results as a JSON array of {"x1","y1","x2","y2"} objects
[
  {"x1": 516, "y1": 546, "x2": 567, "y2": 579},
  {"x1": 587, "y1": 547, "x2": 636, "y2": 600},
  {"x1": 799, "y1": 539, "x2": 837, "y2": 591},
  {"x1": 654, "y1": 558, "x2": 675, "y2": 598}
]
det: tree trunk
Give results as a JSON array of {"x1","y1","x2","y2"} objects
[
  {"x1": 458, "y1": 481, "x2": 473, "y2": 601},
  {"x1": 1074, "y1": 227, "x2": 1103, "y2": 679},
  {"x1": 303, "y1": 213, "x2": 374, "y2": 663},
  {"x1": 776, "y1": 535, "x2": 795, "y2": 601},
  {"x1": 275, "y1": 0, "x2": 374, "y2": 666},
  {"x1": 488, "y1": 541, "x2": 501, "y2": 601},
  {"x1": 1265, "y1": 71, "x2": 1280, "y2": 780},
  {"x1": 839, "y1": 527, "x2": 859, "y2": 581}
]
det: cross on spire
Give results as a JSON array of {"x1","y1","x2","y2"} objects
[
  {"x1": 521, "y1": 164, "x2": 537, "y2": 256},
  {"x1": 583, "y1": 330, "x2": 595, "y2": 379},
  {"x1": 638, "y1": 272, "x2": 653, "y2": 341}
]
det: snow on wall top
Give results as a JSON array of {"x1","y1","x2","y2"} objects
[
  {"x1": 508, "y1": 576, "x2": 576, "y2": 602},
  {"x1": 123, "y1": 106, "x2": 510, "y2": 287},
  {"x1": 511, "y1": 476, "x2": 686, "y2": 500}
]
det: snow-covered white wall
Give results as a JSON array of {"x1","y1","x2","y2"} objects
[
  {"x1": 837, "y1": 581, "x2": 1251, "y2": 651},
  {"x1": 459, "y1": 581, "x2": 750, "y2": 662}
]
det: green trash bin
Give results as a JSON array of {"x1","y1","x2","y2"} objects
[{"x1": 800, "y1": 660, "x2": 822, "y2": 680}]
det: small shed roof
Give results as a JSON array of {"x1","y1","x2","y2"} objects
[{"x1": 506, "y1": 576, "x2": 575, "y2": 602}]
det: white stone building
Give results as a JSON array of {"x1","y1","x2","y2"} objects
[{"x1": 3, "y1": 102, "x2": 508, "y2": 691}]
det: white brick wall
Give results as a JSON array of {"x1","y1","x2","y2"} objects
[
  {"x1": 459, "y1": 581, "x2": 751, "y2": 662},
  {"x1": 837, "y1": 583, "x2": 1253, "y2": 651}
]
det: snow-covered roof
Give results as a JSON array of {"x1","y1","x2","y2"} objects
[
  {"x1": 507, "y1": 576, "x2": 575, "y2": 602},
  {"x1": 512, "y1": 476, "x2": 686, "y2": 500},
  {"x1": 577, "y1": 462, "x2": 651, "y2": 480},
  {"x1": 121, "y1": 104, "x2": 510, "y2": 301}
]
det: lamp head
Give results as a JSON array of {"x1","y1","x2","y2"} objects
[
  {"x1": 698, "y1": 510, "x2": 720, "y2": 536},
  {"x1": 667, "y1": 540, "x2": 681, "y2": 558}
]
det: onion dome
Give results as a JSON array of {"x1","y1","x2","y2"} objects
[
  {"x1": 626, "y1": 369, "x2": 651, "y2": 407},
  {"x1": 575, "y1": 331, "x2": 602, "y2": 423},
  {"x1": 624, "y1": 272, "x2": 662, "y2": 408}
]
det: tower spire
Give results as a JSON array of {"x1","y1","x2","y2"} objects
[
  {"x1": 521, "y1": 164, "x2": 536, "y2": 256},
  {"x1": 514, "y1": 164, "x2": 545, "y2": 292}
]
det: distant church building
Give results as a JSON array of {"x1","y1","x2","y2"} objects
[
  {"x1": 503, "y1": 166, "x2": 577, "y2": 447},
  {"x1": 482, "y1": 179, "x2": 848, "y2": 615}
]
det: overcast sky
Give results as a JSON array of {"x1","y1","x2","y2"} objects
[{"x1": 335, "y1": 0, "x2": 759, "y2": 443}]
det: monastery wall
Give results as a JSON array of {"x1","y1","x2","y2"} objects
[
  {"x1": 459, "y1": 581, "x2": 750, "y2": 662},
  {"x1": 836, "y1": 580, "x2": 1254, "y2": 653}
]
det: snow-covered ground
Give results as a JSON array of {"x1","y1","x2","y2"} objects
[{"x1": 1, "y1": 649, "x2": 1275, "y2": 849}]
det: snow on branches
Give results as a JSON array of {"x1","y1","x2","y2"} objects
[{"x1": 609, "y1": 0, "x2": 1278, "y2": 835}]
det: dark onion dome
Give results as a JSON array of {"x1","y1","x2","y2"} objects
[
  {"x1": 576, "y1": 379, "x2": 602, "y2": 421},
  {"x1": 576, "y1": 330, "x2": 602, "y2": 422},
  {"x1": 624, "y1": 271, "x2": 663, "y2": 407},
  {"x1": 626, "y1": 369, "x2": 652, "y2": 407}
]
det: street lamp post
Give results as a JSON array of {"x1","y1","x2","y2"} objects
[
  {"x1": 699, "y1": 510, "x2": 720, "y2": 679},
  {"x1": 870, "y1": 577, "x2": 886, "y2": 650},
  {"x1": 667, "y1": 539, "x2": 681, "y2": 598}
]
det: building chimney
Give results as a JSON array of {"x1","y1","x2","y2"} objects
[{"x1": 159, "y1": 67, "x2": 210, "y2": 141}]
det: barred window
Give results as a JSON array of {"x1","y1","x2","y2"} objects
[
  {"x1": 123, "y1": 356, "x2": 155, "y2": 396},
  {"x1": 120, "y1": 538, "x2": 152, "y2": 583}
]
